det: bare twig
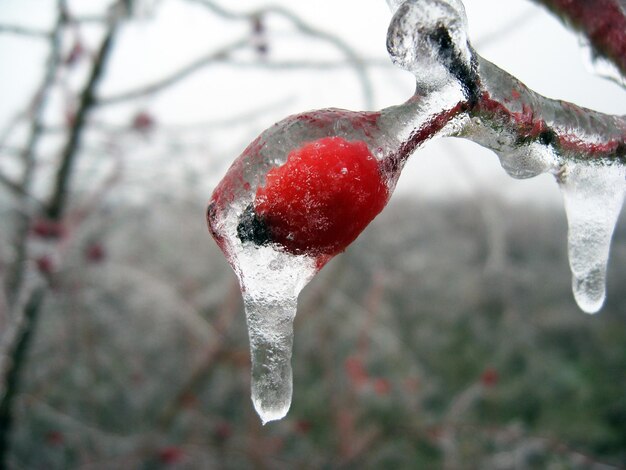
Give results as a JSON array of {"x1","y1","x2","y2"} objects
[
  {"x1": 0, "y1": 24, "x2": 50, "y2": 39},
  {"x1": 155, "y1": 280, "x2": 240, "y2": 431},
  {"x1": 0, "y1": 287, "x2": 45, "y2": 470},
  {"x1": 208, "y1": 57, "x2": 392, "y2": 71},
  {"x1": 4, "y1": 5, "x2": 66, "y2": 309},
  {"x1": 46, "y1": 20, "x2": 121, "y2": 219},
  {"x1": 188, "y1": 0, "x2": 375, "y2": 108},
  {"x1": 97, "y1": 38, "x2": 249, "y2": 105}
]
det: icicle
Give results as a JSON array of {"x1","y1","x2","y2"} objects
[
  {"x1": 235, "y1": 244, "x2": 316, "y2": 423},
  {"x1": 559, "y1": 163, "x2": 626, "y2": 313},
  {"x1": 245, "y1": 293, "x2": 296, "y2": 424}
]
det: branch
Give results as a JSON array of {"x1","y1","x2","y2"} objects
[
  {"x1": 46, "y1": 19, "x2": 121, "y2": 219},
  {"x1": 96, "y1": 38, "x2": 249, "y2": 105},
  {"x1": 187, "y1": 0, "x2": 375, "y2": 108},
  {"x1": 0, "y1": 171, "x2": 43, "y2": 212},
  {"x1": 0, "y1": 24, "x2": 50, "y2": 39},
  {"x1": 0, "y1": 287, "x2": 46, "y2": 469},
  {"x1": 531, "y1": 0, "x2": 626, "y2": 85},
  {"x1": 4, "y1": 4, "x2": 66, "y2": 309}
]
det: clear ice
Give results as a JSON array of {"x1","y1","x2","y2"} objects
[
  {"x1": 207, "y1": 0, "x2": 626, "y2": 422},
  {"x1": 559, "y1": 163, "x2": 625, "y2": 313}
]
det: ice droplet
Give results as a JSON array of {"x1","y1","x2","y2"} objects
[{"x1": 559, "y1": 163, "x2": 626, "y2": 313}]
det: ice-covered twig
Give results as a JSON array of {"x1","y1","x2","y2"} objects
[
  {"x1": 207, "y1": 0, "x2": 626, "y2": 424},
  {"x1": 383, "y1": 0, "x2": 625, "y2": 313},
  {"x1": 532, "y1": 0, "x2": 626, "y2": 86}
]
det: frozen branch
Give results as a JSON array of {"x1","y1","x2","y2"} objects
[{"x1": 205, "y1": 0, "x2": 626, "y2": 424}]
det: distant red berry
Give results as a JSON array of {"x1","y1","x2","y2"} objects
[
  {"x1": 214, "y1": 421, "x2": 232, "y2": 443},
  {"x1": 294, "y1": 419, "x2": 312, "y2": 434},
  {"x1": 254, "y1": 137, "x2": 388, "y2": 256},
  {"x1": 344, "y1": 356, "x2": 368, "y2": 387},
  {"x1": 480, "y1": 367, "x2": 499, "y2": 388},
  {"x1": 65, "y1": 42, "x2": 83, "y2": 66},
  {"x1": 372, "y1": 378, "x2": 391, "y2": 396},
  {"x1": 31, "y1": 219, "x2": 65, "y2": 239},
  {"x1": 45, "y1": 430, "x2": 64, "y2": 446},
  {"x1": 85, "y1": 243, "x2": 105, "y2": 263},
  {"x1": 158, "y1": 447, "x2": 184, "y2": 465},
  {"x1": 132, "y1": 112, "x2": 155, "y2": 133},
  {"x1": 36, "y1": 256, "x2": 55, "y2": 275}
]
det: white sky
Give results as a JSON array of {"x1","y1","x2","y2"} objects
[{"x1": 1, "y1": 0, "x2": 625, "y2": 206}]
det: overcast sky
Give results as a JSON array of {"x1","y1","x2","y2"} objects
[{"x1": 1, "y1": 0, "x2": 624, "y2": 205}]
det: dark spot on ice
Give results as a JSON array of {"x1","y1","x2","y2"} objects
[
  {"x1": 429, "y1": 25, "x2": 480, "y2": 106},
  {"x1": 237, "y1": 203, "x2": 271, "y2": 246},
  {"x1": 538, "y1": 129, "x2": 557, "y2": 146}
]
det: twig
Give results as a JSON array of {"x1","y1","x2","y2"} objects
[
  {"x1": 4, "y1": 4, "x2": 66, "y2": 310},
  {"x1": 207, "y1": 57, "x2": 392, "y2": 70},
  {"x1": 96, "y1": 38, "x2": 249, "y2": 106},
  {"x1": 187, "y1": 0, "x2": 375, "y2": 108},
  {"x1": 0, "y1": 287, "x2": 46, "y2": 470},
  {"x1": 46, "y1": 19, "x2": 121, "y2": 219},
  {"x1": 0, "y1": 24, "x2": 50, "y2": 39},
  {"x1": 154, "y1": 280, "x2": 239, "y2": 431}
]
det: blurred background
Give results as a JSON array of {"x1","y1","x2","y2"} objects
[{"x1": 0, "y1": 0, "x2": 625, "y2": 468}]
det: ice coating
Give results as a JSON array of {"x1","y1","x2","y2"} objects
[
  {"x1": 208, "y1": 0, "x2": 626, "y2": 423},
  {"x1": 559, "y1": 163, "x2": 626, "y2": 313}
]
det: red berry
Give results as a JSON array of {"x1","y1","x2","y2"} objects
[
  {"x1": 294, "y1": 419, "x2": 312, "y2": 434},
  {"x1": 254, "y1": 137, "x2": 388, "y2": 256},
  {"x1": 132, "y1": 112, "x2": 155, "y2": 133},
  {"x1": 45, "y1": 430, "x2": 64, "y2": 446},
  {"x1": 344, "y1": 356, "x2": 368, "y2": 387},
  {"x1": 31, "y1": 219, "x2": 65, "y2": 239},
  {"x1": 65, "y1": 42, "x2": 84, "y2": 66},
  {"x1": 85, "y1": 243, "x2": 105, "y2": 263},
  {"x1": 480, "y1": 367, "x2": 499, "y2": 388},
  {"x1": 36, "y1": 256, "x2": 55, "y2": 275},
  {"x1": 158, "y1": 447, "x2": 184, "y2": 465},
  {"x1": 214, "y1": 421, "x2": 232, "y2": 443},
  {"x1": 372, "y1": 378, "x2": 391, "y2": 396}
]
